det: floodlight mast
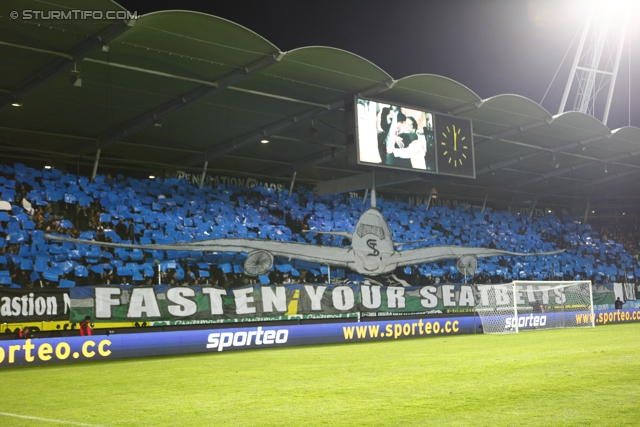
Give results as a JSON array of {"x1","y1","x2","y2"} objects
[{"x1": 557, "y1": 0, "x2": 630, "y2": 126}]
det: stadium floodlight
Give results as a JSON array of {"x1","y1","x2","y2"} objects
[
  {"x1": 593, "y1": 0, "x2": 639, "y2": 19},
  {"x1": 475, "y1": 280, "x2": 595, "y2": 334}
]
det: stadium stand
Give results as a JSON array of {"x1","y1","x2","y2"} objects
[{"x1": 1, "y1": 162, "x2": 638, "y2": 292}]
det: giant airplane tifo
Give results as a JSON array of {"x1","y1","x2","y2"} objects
[{"x1": 45, "y1": 184, "x2": 562, "y2": 277}]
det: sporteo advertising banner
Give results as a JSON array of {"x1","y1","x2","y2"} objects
[
  {"x1": 69, "y1": 284, "x2": 617, "y2": 323},
  {"x1": 0, "y1": 315, "x2": 476, "y2": 367},
  {"x1": 0, "y1": 289, "x2": 70, "y2": 322},
  {"x1": 2, "y1": 309, "x2": 639, "y2": 368}
]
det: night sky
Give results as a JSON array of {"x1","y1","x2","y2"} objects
[{"x1": 115, "y1": 0, "x2": 639, "y2": 129}]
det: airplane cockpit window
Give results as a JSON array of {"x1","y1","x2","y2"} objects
[{"x1": 356, "y1": 224, "x2": 385, "y2": 240}]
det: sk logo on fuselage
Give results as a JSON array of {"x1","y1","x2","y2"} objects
[{"x1": 367, "y1": 239, "x2": 379, "y2": 257}]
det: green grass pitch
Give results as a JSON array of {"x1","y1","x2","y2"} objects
[{"x1": 1, "y1": 323, "x2": 639, "y2": 426}]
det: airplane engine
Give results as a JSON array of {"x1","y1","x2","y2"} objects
[
  {"x1": 244, "y1": 250, "x2": 274, "y2": 276},
  {"x1": 456, "y1": 254, "x2": 478, "y2": 277}
]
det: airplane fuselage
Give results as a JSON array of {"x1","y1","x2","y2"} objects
[{"x1": 349, "y1": 208, "x2": 397, "y2": 275}]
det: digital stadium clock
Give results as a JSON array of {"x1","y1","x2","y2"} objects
[{"x1": 434, "y1": 113, "x2": 475, "y2": 178}]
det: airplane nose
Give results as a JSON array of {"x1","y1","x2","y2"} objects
[{"x1": 354, "y1": 249, "x2": 390, "y2": 274}]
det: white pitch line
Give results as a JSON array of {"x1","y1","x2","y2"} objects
[{"x1": 0, "y1": 411, "x2": 108, "y2": 427}]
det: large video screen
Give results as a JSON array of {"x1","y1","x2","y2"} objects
[{"x1": 352, "y1": 97, "x2": 475, "y2": 178}]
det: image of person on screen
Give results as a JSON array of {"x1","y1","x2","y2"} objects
[
  {"x1": 396, "y1": 116, "x2": 420, "y2": 168},
  {"x1": 423, "y1": 114, "x2": 436, "y2": 171},
  {"x1": 398, "y1": 112, "x2": 436, "y2": 171},
  {"x1": 377, "y1": 105, "x2": 398, "y2": 161},
  {"x1": 357, "y1": 99, "x2": 382, "y2": 164},
  {"x1": 379, "y1": 105, "x2": 398, "y2": 135},
  {"x1": 379, "y1": 106, "x2": 412, "y2": 167},
  {"x1": 392, "y1": 116, "x2": 427, "y2": 169}
]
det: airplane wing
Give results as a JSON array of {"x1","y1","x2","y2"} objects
[
  {"x1": 45, "y1": 234, "x2": 353, "y2": 268},
  {"x1": 302, "y1": 230, "x2": 353, "y2": 239},
  {"x1": 389, "y1": 246, "x2": 564, "y2": 268},
  {"x1": 393, "y1": 237, "x2": 436, "y2": 247}
]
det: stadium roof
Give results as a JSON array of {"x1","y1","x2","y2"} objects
[{"x1": 1, "y1": 1, "x2": 640, "y2": 216}]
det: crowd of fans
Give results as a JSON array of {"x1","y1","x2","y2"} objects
[
  {"x1": 0, "y1": 162, "x2": 638, "y2": 290},
  {"x1": 590, "y1": 218, "x2": 640, "y2": 261}
]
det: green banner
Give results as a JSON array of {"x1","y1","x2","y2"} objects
[
  {"x1": 148, "y1": 313, "x2": 358, "y2": 327},
  {"x1": 69, "y1": 283, "x2": 612, "y2": 323}
]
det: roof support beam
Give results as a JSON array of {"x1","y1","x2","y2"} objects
[
  {"x1": 0, "y1": 19, "x2": 134, "y2": 113},
  {"x1": 425, "y1": 187, "x2": 436, "y2": 211},
  {"x1": 0, "y1": 40, "x2": 71, "y2": 59},
  {"x1": 181, "y1": 79, "x2": 395, "y2": 167},
  {"x1": 519, "y1": 150, "x2": 640, "y2": 201},
  {"x1": 593, "y1": 170, "x2": 640, "y2": 187},
  {"x1": 181, "y1": 101, "x2": 342, "y2": 167},
  {"x1": 84, "y1": 58, "x2": 326, "y2": 108},
  {"x1": 315, "y1": 170, "x2": 421, "y2": 196},
  {"x1": 583, "y1": 199, "x2": 591, "y2": 223},
  {"x1": 91, "y1": 149, "x2": 101, "y2": 181},
  {"x1": 588, "y1": 174, "x2": 640, "y2": 199},
  {"x1": 476, "y1": 134, "x2": 609, "y2": 176},
  {"x1": 519, "y1": 162, "x2": 595, "y2": 187},
  {"x1": 444, "y1": 181, "x2": 536, "y2": 198},
  {"x1": 0, "y1": 125, "x2": 93, "y2": 141},
  {"x1": 517, "y1": 146, "x2": 640, "y2": 188},
  {"x1": 481, "y1": 191, "x2": 489, "y2": 213},
  {"x1": 447, "y1": 101, "x2": 482, "y2": 116},
  {"x1": 261, "y1": 132, "x2": 348, "y2": 177},
  {"x1": 528, "y1": 195, "x2": 537, "y2": 218},
  {"x1": 474, "y1": 119, "x2": 549, "y2": 149},
  {"x1": 1, "y1": 41, "x2": 321, "y2": 109},
  {"x1": 288, "y1": 171, "x2": 297, "y2": 198},
  {"x1": 270, "y1": 134, "x2": 343, "y2": 148},
  {"x1": 549, "y1": 169, "x2": 639, "y2": 198},
  {"x1": 199, "y1": 161, "x2": 209, "y2": 190},
  {"x1": 79, "y1": 51, "x2": 284, "y2": 156},
  {"x1": 267, "y1": 146, "x2": 346, "y2": 177}
]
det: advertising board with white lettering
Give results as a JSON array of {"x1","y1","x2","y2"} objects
[
  {"x1": 69, "y1": 283, "x2": 617, "y2": 323},
  {"x1": 0, "y1": 316, "x2": 476, "y2": 367},
  {"x1": 0, "y1": 289, "x2": 70, "y2": 322},
  {"x1": 2, "y1": 309, "x2": 639, "y2": 367}
]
